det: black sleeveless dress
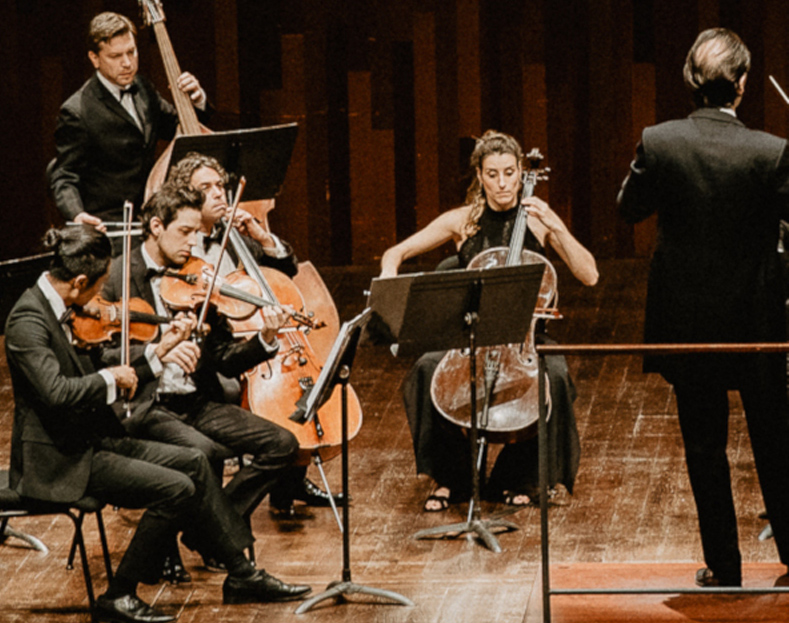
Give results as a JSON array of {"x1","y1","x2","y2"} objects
[{"x1": 401, "y1": 205, "x2": 581, "y2": 500}]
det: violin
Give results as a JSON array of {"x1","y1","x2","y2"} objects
[
  {"x1": 430, "y1": 149, "x2": 557, "y2": 443},
  {"x1": 159, "y1": 256, "x2": 320, "y2": 329},
  {"x1": 68, "y1": 296, "x2": 170, "y2": 347}
]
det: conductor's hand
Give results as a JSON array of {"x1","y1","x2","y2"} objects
[
  {"x1": 176, "y1": 72, "x2": 207, "y2": 108},
  {"x1": 109, "y1": 365, "x2": 138, "y2": 398},
  {"x1": 259, "y1": 305, "x2": 291, "y2": 346},
  {"x1": 154, "y1": 312, "x2": 197, "y2": 361},
  {"x1": 74, "y1": 212, "x2": 107, "y2": 234}
]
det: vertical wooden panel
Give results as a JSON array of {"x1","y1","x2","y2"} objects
[
  {"x1": 522, "y1": 64, "x2": 549, "y2": 205},
  {"x1": 434, "y1": 1, "x2": 463, "y2": 210},
  {"x1": 588, "y1": 0, "x2": 634, "y2": 259},
  {"x1": 763, "y1": 0, "x2": 789, "y2": 138},
  {"x1": 413, "y1": 11, "x2": 441, "y2": 232},
  {"x1": 457, "y1": 0, "x2": 482, "y2": 137},
  {"x1": 393, "y1": 42, "x2": 417, "y2": 241},
  {"x1": 631, "y1": 63, "x2": 657, "y2": 258},
  {"x1": 544, "y1": 1, "x2": 589, "y2": 253},
  {"x1": 347, "y1": 71, "x2": 396, "y2": 265},
  {"x1": 214, "y1": 0, "x2": 240, "y2": 114},
  {"x1": 259, "y1": 35, "x2": 310, "y2": 261}
]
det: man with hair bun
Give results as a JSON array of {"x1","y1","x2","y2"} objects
[
  {"x1": 619, "y1": 28, "x2": 789, "y2": 587},
  {"x1": 5, "y1": 225, "x2": 311, "y2": 622}
]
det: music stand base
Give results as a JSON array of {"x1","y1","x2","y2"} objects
[
  {"x1": 413, "y1": 518, "x2": 519, "y2": 553},
  {"x1": 295, "y1": 580, "x2": 415, "y2": 613}
]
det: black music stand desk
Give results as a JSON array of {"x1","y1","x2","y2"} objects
[
  {"x1": 294, "y1": 308, "x2": 415, "y2": 613},
  {"x1": 367, "y1": 263, "x2": 545, "y2": 552},
  {"x1": 168, "y1": 123, "x2": 298, "y2": 201}
]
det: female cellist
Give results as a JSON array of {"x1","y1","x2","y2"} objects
[{"x1": 379, "y1": 130, "x2": 598, "y2": 512}]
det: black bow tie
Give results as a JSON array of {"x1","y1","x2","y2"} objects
[
  {"x1": 120, "y1": 83, "x2": 138, "y2": 99},
  {"x1": 145, "y1": 266, "x2": 167, "y2": 280},
  {"x1": 203, "y1": 225, "x2": 225, "y2": 252}
]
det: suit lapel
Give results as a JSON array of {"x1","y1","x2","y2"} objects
[
  {"x1": 32, "y1": 285, "x2": 88, "y2": 376},
  {"x1": 90, "y1": 75, "x2": 145, "y2": 134},
  {"x1": 130, "y1": 246, "x2": 158, "y2": 308}
]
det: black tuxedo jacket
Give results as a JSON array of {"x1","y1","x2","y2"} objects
[
  {"x1": 49, "y1": 74, "x2": 211, "y2": 224},
  {"x1": 4, "y1": 284, "x2": 127, "y2": 503},
  {"x1": 101, "y1": 246, "x2": 275, "y2": 422},
  {"x1": 618, "y1": 107, "x2": 789, "y2": 383}
]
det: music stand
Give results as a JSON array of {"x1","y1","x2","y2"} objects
[
  {"x1": 367, "y1": 263, "x2": 545, "y2": 552},
  {"x1": 294, "y1": 308, "x2": 415, "y2": 613},
  {"x1": 168, "y1": 123, "x2": 299, "y2": 201}
]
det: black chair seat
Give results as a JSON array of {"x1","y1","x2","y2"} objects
[{"x1": 1, "y1": 469, "x2": 112, "y2": 622}]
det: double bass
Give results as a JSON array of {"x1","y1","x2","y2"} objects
[
  {"x1": 138, "y1": 1, "x2": 362, "y2": 465},
  {"x1": 430, "y1": 149, "x2": 557, "y2": 444}
]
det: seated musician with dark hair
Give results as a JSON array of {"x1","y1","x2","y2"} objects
[
  {"x1": 100, "y1": 182, "x2": 301, "y2": 580},
  {"x1": 4, "y1": 224, "x2": 311, "y2": 623},
  {"x1": 166, "y1": 151, "x2": 342, "y2": 515},
  {"x1": 379, "y1": 130, "x2": 598, "y2": 512}
]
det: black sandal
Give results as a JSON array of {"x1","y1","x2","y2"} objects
[
  {"x1": 423, "y1": 492, "x2": 451, "y2": 512},
  {"x1": 502, "y1": 490, "x2": 538, "y2": 507}
]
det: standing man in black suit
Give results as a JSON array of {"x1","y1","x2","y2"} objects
[
  {"x1": 618, "y1": 28, "x2": 789, "y2": 587},
  {"x1": 49, "y1": 11, "x2": 210, "y2": 238},
  {"x1": 4, "y1": 225, "x2": 310, "y2": 622}
]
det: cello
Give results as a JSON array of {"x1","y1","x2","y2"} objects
[
  {"x1": 430, "y1": 149, "x2": 557, "y2": 444},
  {"x1": 225, "y1": 200, "x2": 363, "y2": 466}
]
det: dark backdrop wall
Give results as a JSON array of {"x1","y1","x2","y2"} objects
[{"x1": 2, "y1": 0, "x2": 789, "y2": 267}]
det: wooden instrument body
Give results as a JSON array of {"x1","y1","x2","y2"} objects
[
  {"x1": 430, "y1": 248, "x2": 557, "y2": 444},
  {"x1": 232, "y1": 263, "x2": 362, "y2": 465}
]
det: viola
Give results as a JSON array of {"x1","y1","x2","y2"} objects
[
  {"x1": 159, "y1": 256, "x2": 322, "y2": 330},
  {"x1": 430, "y1": 149, "x2": 557, "y2": 443},
  {"x1": 69, "y1": 295, "x2": 170, "y2": 347}
]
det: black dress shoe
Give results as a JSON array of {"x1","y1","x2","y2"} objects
[
  {"x1": 202, "y1": 556, "x2": 228, "y2": 573},
  {"x1": 695, "y1": 567, "x2": 741, "y2": 587},
  {"x1": 223, "y1": 569, "x2": 311, "y2": 604},
  {"x1": 161, "y1": 554, "x2": 192, "y2": 584},
  {"x1": 95, "y1": 593, "x2": 175, "y2": 623},
  {"x1": 296, "y1": 478, "x2": 345, "y2": 507}
]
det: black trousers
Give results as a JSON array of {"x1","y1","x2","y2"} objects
[
  {"x1": 402, "y1": 338, "x2": 580, "y2": 499},
  {"x1": 130, "y1": 393, "x2": 299, "y2": 519},
  {"x1": 87, "y1": 437, "x2": 253, "y2": 585},
  {"x1": 672, "y1": 353, "x2": 789, "y2": 581}
]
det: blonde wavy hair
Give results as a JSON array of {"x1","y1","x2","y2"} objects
[{"x1": 463, "y1": 130, "x2": 524, "y2": 237}]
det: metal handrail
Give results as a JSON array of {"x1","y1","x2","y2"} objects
[{"x1": 535, "y1": 341, "x2": 789, "y2": 623}]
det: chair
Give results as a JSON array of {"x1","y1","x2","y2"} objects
[{"x1": 0, "y1": 470, "x2": 113, "y2": 622}]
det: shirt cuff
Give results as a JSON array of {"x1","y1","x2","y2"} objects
[
  {"x1": 145, "y1": 343, "x2": 164, "y2": 377},
  {"x1": 99, "y1": 369, "x2": 117, "y2": 405},
  {"x1": 261, "y1": 232, "x2": 289, "y2": 258},
  {"x1": 194, "y1": 89, "x2": 207, "y2": 110},
  {"x1": 258, "y1": 332, "x2": 280, "y2": 353}
]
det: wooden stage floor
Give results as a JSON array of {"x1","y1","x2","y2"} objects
[{"x1": 1, "y1": 259, "x2": 787, "y2": 622}]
